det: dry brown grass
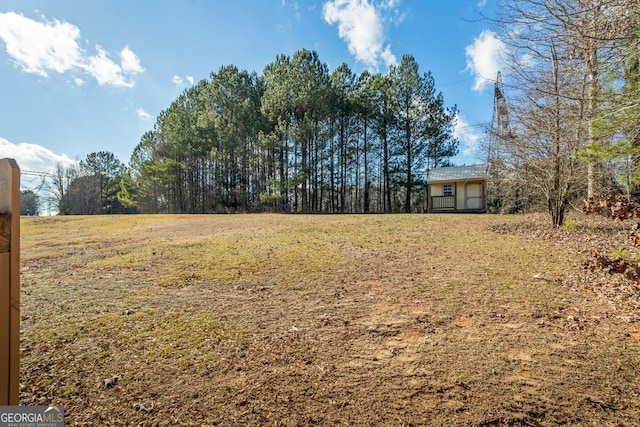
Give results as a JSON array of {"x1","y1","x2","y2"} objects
[{"x1": 19, "y1": 213, "x2": 640, "y2": 426}]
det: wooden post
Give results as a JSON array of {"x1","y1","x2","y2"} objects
[{"x1": 0, "y1": 158, "x2": 19, "y2": 405}]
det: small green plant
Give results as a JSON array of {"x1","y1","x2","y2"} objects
[
  {"x1": 610, "y1": 247, "x2": 640, "y2": 262},
  {"x1": 563, "y1": 217, "x2": 579, "y2": 231},
  {"x1": 61, "y1": 387, "x2": 79, "y2": 398},
  {"x1": 611, "y1": 247, "x2": 629, "y2": 260}
]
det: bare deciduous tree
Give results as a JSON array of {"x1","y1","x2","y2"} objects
[{"x1": 489, "y1": 0, "x2": 638, "y2": 225}]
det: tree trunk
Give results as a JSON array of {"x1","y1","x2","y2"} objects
[
  {"x1": 363, "y1": 116, "x2": 370, "y2": 213},
  {"x1": 549, "y1": 44, "x2": 566, "y2": 227},
  {"x1": 404, "y1": 120, "x2": 412, "y2": 213}
]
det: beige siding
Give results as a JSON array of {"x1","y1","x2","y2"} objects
[
  {"x1": 456, "y1": 183, "x2": 464, "y2": 208},
  {"x1": 465, "y1": 182, "x2": 482, "y2": 209}
]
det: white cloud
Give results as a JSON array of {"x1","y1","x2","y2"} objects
[
  {"x1": 380, "y1": 45, "x2": 396, "y2": 68},
  {"x1": 323, "y1": 0, "x2": 397, "y2": 69},
  {"x1": 173, "y1": 74, "x2": 195, "y2": 86},
  {"x1": 381, "y1": 0, "x2": 406, "y2": 25},
  {"x1": 0, "y1": 137, "x2": 77, "y2": 174},
  {"x1": 84, "y1": 46, "x2": 134, "y2": 88},
  {"x1": 465, "y1": 29, "x2": 507, "y2": 92},
  {"x1": 453, "y1": 115, "x2": 483, "y2": 158},
  {"x1": 136, "y1": 108, "x2": 153, "y2": 121},
  {"x1": 120, "y1": 45, "x2": 144, "y2": 74},
  {"x1": 477, "y1": 0, "x2": 487, "y2": 8},
  {"x1": 0, "y1": 12, "x2": 143, "y2": 87},
  {"x1": 0, "y1": 12, "x2": 81, "y2": 76}
]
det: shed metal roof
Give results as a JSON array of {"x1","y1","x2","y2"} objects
[{"x1": 427, "y1": 164, "x2": 486, "y2": 183}]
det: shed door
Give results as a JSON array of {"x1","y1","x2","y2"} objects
[{"x1": 465, "y1": 183, "x2": 482, "y2": 209}]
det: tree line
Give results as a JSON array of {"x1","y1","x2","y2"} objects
[{"x1": 50, "y1": 51, "x2": 459, "y2": 215}]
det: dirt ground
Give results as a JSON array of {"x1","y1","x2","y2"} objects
[{"x1": 18, "y1": 213, "x2": 640, "y2": 426}]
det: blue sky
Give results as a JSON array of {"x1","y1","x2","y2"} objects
[{"x1": 0, "y1": 0, "x2": 505, "y2": 184}]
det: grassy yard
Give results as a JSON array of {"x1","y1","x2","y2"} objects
[{"x1": 18, "y1": 213, "x2": 640, "y2": 426}]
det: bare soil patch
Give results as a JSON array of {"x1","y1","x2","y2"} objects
[{"x1": 19, "y1": 214, "x2": 640, "y2": 426}]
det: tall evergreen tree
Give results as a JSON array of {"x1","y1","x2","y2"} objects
[
  {"x1": 289, "y1": 49, "x2": 330, "y2": 212},
  {"x1": 390, "y1": 55, "x2": 458, "y2": 212},
  {"x1": 329, "y1": 63, "x2": 358, "y2": 212},
  {"x1": 369, "y1": 73, "x2": 395, "y2": 212},
  {"x1": 261, "y1": 54, "x2": 294, "y2": 210},
  {"x1": 20, "y1": 190, "x2": 40, "y2": 216}
]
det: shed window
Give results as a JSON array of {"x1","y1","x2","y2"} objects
[{"x1": 443, "y1": 184, "x2": 454, "y2": 197}]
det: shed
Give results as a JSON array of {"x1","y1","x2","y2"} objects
[{"x1": 427, "y1": 164, "x2": 487, "y2": 213}]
